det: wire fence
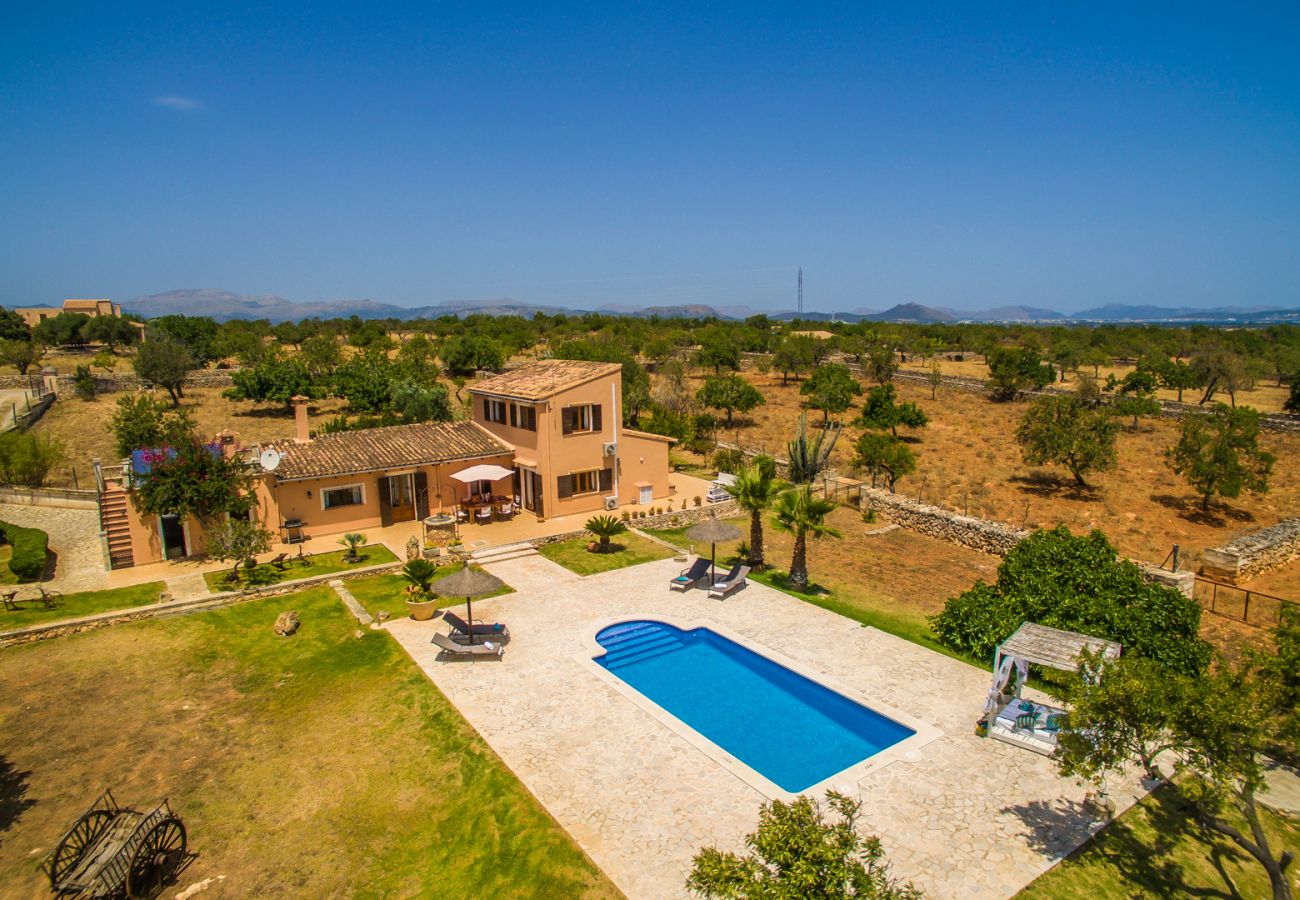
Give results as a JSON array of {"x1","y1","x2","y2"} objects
[{"x1": 1193, "y1": 577, "x2": 1298, "y2": 629}]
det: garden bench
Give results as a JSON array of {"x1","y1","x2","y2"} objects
[{"x1": 2, "y1": 587, "x2": 61, "y2": 612}]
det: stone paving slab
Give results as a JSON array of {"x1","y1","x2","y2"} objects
[{"x1": 385, "y1": 554, "x2": 1147, "y2": 899}]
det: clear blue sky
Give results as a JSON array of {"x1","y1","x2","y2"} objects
[{"x1": 2, "y1": 3, "x2": 1298, "y2": 313}]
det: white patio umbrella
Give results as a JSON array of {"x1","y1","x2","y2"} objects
[{"x1": 449, "y1": 463, "x2": 515, "y2": 503}]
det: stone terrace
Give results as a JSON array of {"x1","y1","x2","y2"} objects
[{"x1": 386, "y1": 554, "x2": 1147, "y2": 899}]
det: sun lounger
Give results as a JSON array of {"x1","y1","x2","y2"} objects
[
  {"x1": 443, "y1": 611, "x2": 509, "y2": 641},
  {"x1": 432, "y1": 632, "x2": 504, "y2": 660},
  {"x1": 708, "y1": 565, "x2": 750, "y2": 599},
  {"x1": 670, "y1": 557, "x2": 712, "y2": 592}
]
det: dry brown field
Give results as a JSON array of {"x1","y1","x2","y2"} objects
[
  {"x1": 681, "y1": 368, "x2": 1300, "y2": 599},
  {"x1": 895, "y1": 354, "x2": 1294, "y2": 413}
]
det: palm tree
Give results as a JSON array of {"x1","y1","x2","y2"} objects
[
  {"x1": 770, "y1": 486, "x2": 841, "y2": 591},
  {"x1": 731, "y1": 463, "x2": 780, "y2": 571},
  {"x1": 339, "y1": 532, "x2": 367, "y2": 562},
  {"x1": 585, "y1": 514, "x2": 628, "y2": 553}
]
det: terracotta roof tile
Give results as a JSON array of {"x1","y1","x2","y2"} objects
[
  {"x1": 263, "y1": 420, "x2": 511, "y2": 481},
  {"x1": 470, "y1": 359, "x2": 621, "y2": 401}
]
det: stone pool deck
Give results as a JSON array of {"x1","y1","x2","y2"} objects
[{"x1": 385, "y1": 554, "x2": 1147, "y2": 899}]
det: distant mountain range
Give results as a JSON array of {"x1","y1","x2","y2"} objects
[
  {"x1": 121, "y1": 289, "x2": 1300, "y2": 325},
  {"x1": 122, "y1": 289, "x2": 577, "y2": 322}
]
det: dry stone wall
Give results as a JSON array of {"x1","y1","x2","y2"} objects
[
  {"x1": 858, "y1": 486, "x2": 1029, "y2": 556},
  {"x1": 1201, "y1": 517, "x2": 1300, "y2": 584}
]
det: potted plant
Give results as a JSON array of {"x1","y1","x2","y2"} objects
[
  {"x1": 401, "y1": 558, "x2": 440, "y2": 620},
  {"x1": 339, "y1": 532, "x2": 367, "y2": 563}
]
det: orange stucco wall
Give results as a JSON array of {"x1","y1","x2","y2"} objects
[
  {"x1": 618, "y1": 432, "x2": 673, "y2": 504},
  {"x1": 471, "y1": 371, "x2": 673, "y2": 519},
  {"x1": 112, "y1": 451, "x2": 517, "y2": 564}
]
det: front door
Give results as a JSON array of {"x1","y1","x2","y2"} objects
[
  {"x1": 385, "y1": 474, "x2": 416, "y2": 523},
  {"x1": 160, "y1": 514, "x2": 187, "y2": 560},
  {"x1": 519, "y1": 468, "x2": 543, "y2": 516}
]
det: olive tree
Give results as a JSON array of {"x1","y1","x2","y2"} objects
[
  {"x1": 1015, "y1": 396, "x2": 1118, "y2": 487},
  {"x1": 1165, "y1": 404, "x2": 1275, "y2": 511}
]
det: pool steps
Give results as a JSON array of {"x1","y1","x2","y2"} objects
[{"x1": 598, "y1": 622, "x2": 690, "y2": 670}]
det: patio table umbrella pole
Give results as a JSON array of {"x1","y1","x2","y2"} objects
[
  {"x1": 683, "y1": 515, "x2": 742, "y2": 585},
  {"x1": 434, "y1": 563, "x2": 504, "y2": 645}
]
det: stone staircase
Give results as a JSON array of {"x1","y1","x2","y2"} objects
[
  {"x1": 98, "y1": 487, "x2": 134, "y2": 569},
  {"x1": 469, "y1": 542, "x2": 540, "y2": 566}
]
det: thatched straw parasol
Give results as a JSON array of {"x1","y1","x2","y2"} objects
[
  {"x1": 684, "y1": 515, "x2": 742, "y2": 583},
  {"x1": 436, "y1": 564, "x2": 504, "y2": 644}
]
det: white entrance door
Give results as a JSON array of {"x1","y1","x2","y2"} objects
[{"x1": 639, "y1": 485, "x2": 653, "y2": 505}]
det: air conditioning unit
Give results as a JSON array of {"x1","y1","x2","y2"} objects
[
  {"x1": 603, "y1": 496, "x2": 618, "y2": 511},
  {"x1": 602, "y1": 441, "x2": 617, "y2": 457}
]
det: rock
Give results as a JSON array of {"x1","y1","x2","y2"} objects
[
  {"x1": 273, "y1": 610, "x2": 300, "y2": 636},
  {"x1": 159, "y1": 591, "x2": 173, "y2": 603},
  {"x1": 405, "y1": 535, "x2": 421, "y2": 561}
]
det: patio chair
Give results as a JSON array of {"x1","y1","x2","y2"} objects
[
  {"x1": 443, "y1": 610, "x2": 510, "y2": 641},
  {"x1": 455, "y1": 507, "x2": 470, "y2": 524},
  {"x1": 475, "y1": 506, "x2": 492, "y2": 524},
  {"x1": 432, "y1": 632, "x2": 504, "y2": 660},
  {"x1": 495, "y1": 500, "x2": 515, "y2": 518},
  {"x1": 708, "y1": 564, "x2": 751, "y2": 599},
  {"x1": 669, "y1": 557, "x2": 712, "y2": 592}
]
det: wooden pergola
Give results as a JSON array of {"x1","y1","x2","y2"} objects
[
  {"x1": 994, "y1": 622, "x2": 1121, "y2": 674},
  {"x1": 985, "y1": 622, "x2": 1122, "y2": 756}
]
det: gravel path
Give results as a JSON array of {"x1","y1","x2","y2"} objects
[{"x1": 0, "y1": 503, "x2": 106, "y2": 591}]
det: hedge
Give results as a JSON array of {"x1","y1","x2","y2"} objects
[{"x1": 0, "y1": 520, "x2": 50, "y2": 581}]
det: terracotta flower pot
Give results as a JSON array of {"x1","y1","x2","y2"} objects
[{"x1": 406, "y1": 596, "x2": 440, "y2": 621}]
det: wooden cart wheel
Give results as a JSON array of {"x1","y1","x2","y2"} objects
[
  {"x1": 125, "y1": 817, "x2": 186, "y2": 899},
  {"x1": 47, "y1": 808, "x2": 115, "y2": 890}
]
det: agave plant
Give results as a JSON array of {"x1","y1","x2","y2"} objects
[
  {"x1": 585, "y1": 514, "x2": 628, "y2": 553},
  {"x1": 786, "y1": 414, "x2": 841, "y2": 484},
  {"x1": 339, "y1": 532, "x2": 367, "y2": 562},
  {"x1": 401, "y1": 557, "x2": 438, "y2": 598}
]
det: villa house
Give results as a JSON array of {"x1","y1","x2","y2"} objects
[
  {"x1": 469, "y1": 359, "x2": 672, "y2": 519},
  {"x1": 15, "y1": 298, "x2": 126, "y2": 327},
  {"x1": 96, "y1": 358, "x2": 673, "y2": 569}
]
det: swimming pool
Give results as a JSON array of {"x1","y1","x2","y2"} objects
[{"x1": 594, "y1": 619, "x2": 916, "y2": 793}]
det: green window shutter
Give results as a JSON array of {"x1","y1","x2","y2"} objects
[
  {"x1": 599, "y1": 468, "x2": 613, "y2": 492},
  {"x1": 557, "y1": 474, "x2": 574, "y2": 498}
]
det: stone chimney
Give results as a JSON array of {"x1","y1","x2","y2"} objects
[{"x1": 292, "y1": 395, "x2": 311, "y2": 444}]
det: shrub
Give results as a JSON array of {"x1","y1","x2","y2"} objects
[
  {"x1": 713, "y1": 448, "x2": 747, "y2": 474},
  {"x1": 73, "y1": 365, "x2": 96, "y2": 400},
  {"x1": 0, "y1": 520, "x2": 49, "y2": 581},
  {"x1": 931, "y1": 527, "x2": 1210, "y2": 675},
  {"x1": 0, "y1": 431, "x2": 64, "y2": 487}
]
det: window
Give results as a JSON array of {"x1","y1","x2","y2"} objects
[
  {"x1": 321, "y1": 483, "x2": 365, "y2": 510},
  {"x1": 509, "y1": 403, "x2": 536, "y2": 431},
  {"x1": 561, "y1": 403, "x2": 602, "y2": 435},
  {"x1": 483, "y1": 398, "x2": 507, "y2": 424},
  {"x1": 557, "y1": 468, "x2": 613, "y2": 498}
]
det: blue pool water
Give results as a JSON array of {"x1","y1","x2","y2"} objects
[{"x1": 594, "y1": 620, "x2": 915, "y2": 792}]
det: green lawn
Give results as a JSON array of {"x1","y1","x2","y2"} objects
[
  {"x1": 346, "y1": 566, "x2": 514, "y2": 621},
  {"x1": 1019, "y1": 783, "x2": 1300, "y2": 899},
  {"x1": 0, "y1": 586, "x2": 617, "y2": 897},
  {"x1": 203, "y1": 545, "x2": 398, "y2": 592},
  {"x1": 538, "y1": 532, "x2": 675, "y2": 575},
  {"x1": 0, "y1": 546, "x2": 18, "y2": 586},
  {"x1": 0, "y1": 580, "x2": 167, "y2": 630}
]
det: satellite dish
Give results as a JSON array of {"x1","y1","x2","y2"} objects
[{"x1": 259, "y1": 448, "x2": 282, "y2": 472}]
